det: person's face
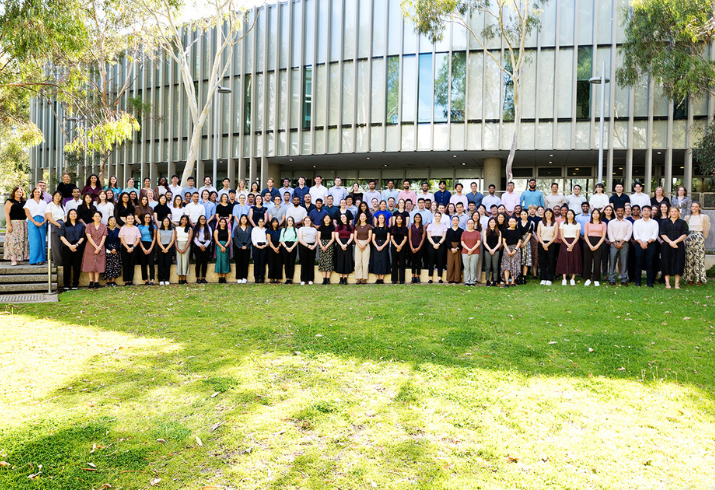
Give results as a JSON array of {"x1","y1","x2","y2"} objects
[
  {"x1": 126, "y1": 215, "x2": 134, "y2": 225},
  {"x1": 147, "y1": 190, "x2": 154, "y2": 200},
  {"x1": 223, "y1": 180, "x2": 230, "y2": 188},
  {"x1": 379, "y1": 201, "x2": 386, "y2": 210},
  {"x1": 335, "y1": 178, "x2": 341, "y2": 187},
  {"x1": 204, "y1": 177, "x2": 211, "y2": 186},
  {"x1": 615, "y1": 184, "x2": 624, "y2": 194},
  {"x1": 660, "y1": 204, "x2": 668, "y2": 216},
  {"x1": 422, "y1": 183, "x2": 429, "y2": 192},
  {"x1": 560, "y1": 207, "x2": 568, "y2": 217},
  {"x1": 403, "y1": 181, "x2": 410, "y2": 190},
  {"x1": 616, "y1": 208, "x2": 624, "y2": 219},
  {"x1": 315, "y1": 200, "x2": 322, "y2": 209},
  {"x1": 239, "y1": 195, "x2": 246, "y2": 204},
  {"x1": 144, "y1": 178, "x2": 151, "y2": 187},
  {"x1": 418, "y1": 201, "x2": 424, "y2": 210},
  {"x1": 439, "y1": 182, "x2": 446, "y2": 190},
  {"x1": 72, "y1": 189, "x2": 81, "y2": 199},
  {"x1": 299, "y1": 177, "x2": 305, "y2": 185},
  {"x1": 202, "y1": 191, "x2": 209, "y2": 201},
  {"x1": 372, "y1": 198, "x2": 378, "y2": 208},
  {"x1": 172, "y1": 176, "x2": 178, "y2": 184},
  {"x1": 596, "y1": 186, "x2": 603, "y2": 193},
  {"x1": 573, "y1": 187, "x2": 581, "y2": 196},
  {"x1": 274, "y1": 197, "x2": 281, "y2": 207},
  {"x1": 353, "y1": 183, "x2": 359, "y2": 191},
  {"x1": 314, "y1": 177, "x2": 321, "y2": 185},
  {"x1": 632, "y1": 207, "x2": 640, "y2": 218},
  {"x1": 327, "y1": 197, "x2": 333, "y2": 206},
  {"x1": 340, "y1": 199, "x2": 346, "y2": 208},
  {"x1": 507, "y1": 183, "x2": 514, "y2": 192},
  {"x1": 369, "y1": 181, "x2": 375, "y2": 190},
  {"x1": 386, "y1": 181, "x2": 393, "y2": 189},
  {"x1": 456, "y1": 185, "x2": 463, "y2": 194},
  {"x1": 669, "y1": 207, "x2": 679, "y2": 219},
  {"x1": 292, "y1": 196, "x2": 300, "y2": 206},
  {"x1": 304, "y1": 195, "x2": 311, "y2": 204},
  {"x1": 452, "y1": 216, "x2": 459, "y2": 227},
  {"x1": 192, "y1": 194, "x2": 199, "y2": 203},
  {"x1": 457, "y1": 204, "x2": 464, "y2": 214},
  {"x1": 552, "y1": 206, "x2": 560, "y2": 216},
  {"x1": 63, "y1": 174, "x2": 70, "y2": 183},
  {"x1": 187, "y1": 178, "x2": 195, "y2": 187},
  {"x1": 128, "y1": 178, "x2": 135, "y2": 187},
  {"x1": 691, "y1": 203, "x2": 700, "y2": 214},
  {"x1": 642, "y1": 207, "x2": 651, "y2": 219},
  {"x1": 489, "y1": 186, "x2": 495, "y2": 195},
  {"x1": 529, "y1": 180, "x2": 536, "y2": 190},
  {"x1": 581, "y1": 203, "x2": 589, "y2": 215},
  {"x1": 551, "y1": 184, "x2": 558, "y2": 193},
  {"x1": 634, "y1": 184, "x2": 642, "y2": 193}
]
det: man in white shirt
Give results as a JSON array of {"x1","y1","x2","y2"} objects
[
  {"x1": 501, "y1": 181, "x2": 520, "y2": 215},
  {"x1": 632, "y1": 205, "x2": 659, "y2": 287},
  {"x1": 168, "y1": 175, "x2": 183, "y2": 197},
  {"x1": 198, "y1": 176, "x2": 217, "y2": 196},
  {"x1": 481, "y1": 184, "x2": 501, "y2": 211},
  {"x1": 630, "y1": 182, "x2": 651, "y2": 210},
  {"x1": 64, "y1": 188, "x2": 82, "y2": 219},
  {"x1": 417, "y1": 181, "x2": 434, "y2": 203},
  {"x1": 328, "y1": 176, "x2": 348, "y2": 203},
  {"x1": 217, "y1": 178, "x2": 232, "y2": 199},
  {"x1": 449, "y1": 183, "x2": 469, "y2": 209},
  {"x1": 309, "y1": 174, "x2": 328, "y2": 204},
  {"x1": 363, "y1": 180, "x2": 381, "y2": 208},
  {"x1": 381, "y1": 179, "x2": 400, "y2": 204},
  {"x1": 544, "y1": 182, "x2": 567, "y2": 209},
  {"x1": 566, "y1": 184, "x2": 588, "y2": 212},
  {"x1": 184, "y1": 192, "x2": 206, "y2": 226},
  {"x1": 286, "y1": 195, "x2": 308, "y2": 226}
]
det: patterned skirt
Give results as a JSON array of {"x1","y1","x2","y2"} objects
[
  {"x1": 683, "y1": 231, "x2": 707, "y2": 283},
  {"x1": 318, "y1": 239, "x2": 334, "y2": 271},
  {"x1": 3, "y1": 220, "x2": 29, "y2": 262},
  {"x1": 501, "y1": 245, "x2": 521, "y2": 280},
  {"x1": 530, "y1": 234, "x2": 539, "y2": 270},
  {"x1": 520, "y1": 232, "x2": 533, "y2": 266},
  {"x1": 102, "y1": 249, "x2": 122, "y2": 279}
]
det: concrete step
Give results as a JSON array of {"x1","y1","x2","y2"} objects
[
  {"x1": 0, "y1": 282, "x2": 57, "y2": 293},
  {"x1": 0, "y1": 263, "x2": 57, "y2": 274},
  {"x1": 0, "y1": 292, "x2": 58, "y2": 304},
  {"x1": 0, "y1": 274, "x2": 57, "y2": 284}
]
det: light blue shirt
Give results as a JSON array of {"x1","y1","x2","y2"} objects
[
  {"x1": 232, "y1": 203, "x2": 251, "y2": 223},
  {"x1": 575, "y1": 213, "x2": 590, "y2": 235},
  {"x1": 181, "y1": 186, "x2": 199, "y2": 198},
  {"x1": 328, "y1": 185, "x2": 347, "y2": 203},
  {"x1": 279, "y1": 186, "x2": 294, "y2": 198},
  {"x1": 381, "y1": 188, "x2": 400, "y2": 203},
  {"x1": 201, "y1": 200, "x2": 216, "y2": 219},
  {"x1": 520, "y1": 189, "x2": 545, "y2": 208},
  {"x1": 410, "y1": 208, "x2": 433, "y2": 225}
]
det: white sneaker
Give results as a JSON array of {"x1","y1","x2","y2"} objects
[
  {"x1": 570, "y1": 279, "x2": 576, "y2": 286},
  {"x1": 584, "y1": 280, "x2": 591, "y2": 286},
  {"x1": 540, "y1": 280, "x2": 546, "y2": 285},
  {"x1": 594, "y1": 281, "x2": 600, "y2": 287},
  {"x1": 308, "y1": 281, "x2": 313, "y2": 285},
  {"x1": 301, "y1": 281, "x2": 306, "y2": 285},
  {"x1": 237, "y1": 279, "x2": 241, "y2": 284},
  {"x1": 546, "y1": 281, "x2": 552, "y2": 286},
  {"x1": 562, "y1": 279, "x2": 567, "y2": 286}
]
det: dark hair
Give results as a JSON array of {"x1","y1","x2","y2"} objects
[
  {"x1": 141, "y1": 213, "x2": 155, "y2": 234},
  {"x1": 85, "y1": 174, "x2": 99, "y2": 186},
  {"x1": 161, "y1": 217, "x2": 173, "y2": 230},
  {"x1": 193, "y1": 215, "x2": 211, "y2": 237},
  {"x1": 52, "y1": 190, "x2": 63, "y2": 202},
  {"x1": 179, "y1": 215, "x2": 191, "y2": 233},
  {"x1": 589, "y1": 208, "x2": 601, "y2": 224},
  {"x1": 270, "y1": 217, "x2": 280, "y2": 230},
  {"x1": 486, "y1": 217, "x2": 500, "y2": 236},
  {"x1": 337, "y1": 215, "x2": 353, "y2": 231}
]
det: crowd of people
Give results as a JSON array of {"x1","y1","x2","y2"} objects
[{"x1": 3, "y1": 174, "x2": 710, "y2": 290}]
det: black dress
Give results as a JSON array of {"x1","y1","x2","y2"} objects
[
  {"x1": 370, "y1": 225, "x2": 391, "y2": 274},
  {"x1": 659, "y1": 218, "x2": 688, "y2": 276},
  {"x1": 390, "y1": 225, "x2": 408, "y2": 283}
]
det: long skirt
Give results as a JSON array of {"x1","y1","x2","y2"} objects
[
  {"x1": 683, "y1": 231, "x2": 706, "y2": 282},
  {"x1": 370, "y1": 239, "x2": 390, "y2": 275},
  {"x1": 556, "y1": 237, "x2": 583, "y2": 276},
  {"x1": 215, "y1": 240, "x2": 231, "y2": 273},
  {"x1": 48, "y1": 221, "x2": 64, "y2": 265},
  {"x1": 336, "y1": 243, "x2": 354, "y2": 274},
  {"x1": 500, "y1": 245, "x2": 521, "y2": 280},
  {"x1": 520, "y1": 232, "x2": 533, "y2": 266},
  {"x1": 102, "y1": 249, "x2": 122, "y2": 279},
  {"x1": 661, "y1": 241, "x2": 686, "y2": 276},
  {"x1": 530, "y1": 234, "x2": 539, "y2": 271},
  {"x1": 446, "y1": 241, "x2": 462, "y2": 282},
  {"x1": 3, "y1": 220, "x2": 29, "y2": 262},
  {"x1": 27, "y1": 216, "x2": 47, "y2": 264},
  {"x1": 318, "y1": 239, "x2": 335, "y2": 272},
  {"x1": 175, "y1": 240, "x2": 191, "y2": 275}
]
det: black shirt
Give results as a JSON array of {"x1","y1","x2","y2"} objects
[
  {"x1": 446, "y1": 227, "x2": 463, "y2": 245},
  {"x1": 56, "y1": 182, "x2": 77, "y2": 199},
  {"x1": 217, "y1": 227, "x2": 229, "y2": 242},
  {"x1": 115, "y1": 203, "x2": 135, "y2": 226},
  {"x1": 503, "y1": 228, "x2": 521, "y2": 246},
  {"x1": 391, "y1": 225, "x2": 408, "y2": 243},
  {"x1": 78, "y1": 204, "x2": 97, "y2": 224},
  {"x1": 609, "y1": 193, "x2": 630, "y2": 210},
  {"x1": 154, "y1": 203, "x2": 171, "y2": 223},
  {"x1": 373, "y1": 225, "x2": 389, "y2": 241},
  {"x1": 216, "y1": 203, "x2": 232, "y2": 218},
  {"x1": 8, "y1": 199, "x2": 26, "y2": 220},
  {"x1": 392, "y1": 210, "x2": 410, "y2": 224},
  {"x1": 318, "y1": 224, "x2": 335, "y2": 240},
  {"x1": 485, "y1": 229, "x2": 501, "y2": 249}
]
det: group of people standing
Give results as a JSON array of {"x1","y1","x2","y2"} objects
[{"x1": 3, "y1": 174, "x2": 710, "y2": 289}]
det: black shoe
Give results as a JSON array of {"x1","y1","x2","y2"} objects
[
  {"x1": 621, "y1": 281, "x2": 628, "y2": 287},
  {"x1": 635, "y1": 282, "x2": 641, "y2": 287},
  {"x1": 439, "y1": 279, "x2": 444, "y2": 284},
  {"x1": 428, "y1": 279, "x2": 433, "y2": 284},
  {"x1": 609, "y1": 281, "x2": 615, "y2": 286}
]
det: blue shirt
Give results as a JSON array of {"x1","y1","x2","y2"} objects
[
  {"x1": 381, "y1": 188, "x2": 400, "y2": 204},
  {"x1": 328, "y1": 186, "x2": 348, "y2": 203},
  {"x1": 201, "y1": 200, "x2": 216, "y2": 219},
  {"x1": 262, "y1": 187, "x2": 281, "y2": 201},
  {"x1": 279, "y1": 186, "x2": 294, "y2": 198},
  {"x1": 520, "y1": 189, "x2": 545, "y2": 208},
  {"x1": 232, "y1": 204, "x2": 251, "y2": 221},
  {"x1": 466, "y1": 191, "x2": 484, "y2": 208},
  {"x1": 575, "y1": 213, "x2": 591, "y2": 235},
  {"x1": 181, "y1": 186, "x2": 199, "y2": 198},
  {"x1": 373, "y1": 209, "x2": 393, "y2": 225},
  {"x1": 433, "y1": 190, "x2": 451, "y2": 207},
  {"x1": 293, "y1": 186, "x2": 310, "y2": 204},
  {"x1": 137, "y1": 224, "x2": 154, "y2": 242},
  {"x1": 410, "y1": 208, "x2": 433, "y2": 225},
  {"x1": 308, "y1": 207, "x2": 329, "y2": 226}
]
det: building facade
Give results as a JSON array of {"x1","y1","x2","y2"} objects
[{"x1": 30, "y1": 0, "x2": 714, "y2": 202}]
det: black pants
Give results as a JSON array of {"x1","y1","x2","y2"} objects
[
  {"x1": 234, "y1": 246, "x2": 251, "y2": 280},
  {"x1": 157, "y1": 245, "x2": 174, "y2": 282},
  {"x1": 252, "y1": 244, "x2": 267, "y2": 281},
  {"x1": 538, "y1": 243, "x2": 556, "y2": 281},
  {"x1": 299, "y1": 243, "x2": 315, "y2": 282},
  {"x1": 62, "y1": 245, "x2": 83, "y2": 288},
  {"x1": 138, "y1": 241, "x2": 155, "y2": 281},
  {"x1": 427, "y1": 240, "x2": 446, "y2": 277},
  {"x1": 121, "y1": 247, "x2": 137, "y2": 283},
  {"x1": 635, "y1": 242, "x2": 656, "y2": 286},
  {"x1": 267, "y1": 249, "x2": 283, "y2": 280},
  {"x1": 391, "y1": 245, "x2": 407, "y2": 283},
  {"x1": 582, "y1": 237, "x2": 603, "y2": 282},
  {"x1": 601, "y1": 241, "x2": 610, "y2": 277},
  {"x1": 194, "y1": 246, "x2": 210, "y2": 278},
  {"x1": 282, "y1": 242, "x2": 297, "y2": 281},
  {"x1": 410, "y1": 247, "x2": 423, "y2": 274}
]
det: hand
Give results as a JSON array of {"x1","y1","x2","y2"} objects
[
  {"x1": 221, "y1": 246, "x2": 226, "y2": 253},
  {"x1": 490, "y1": 251, "x2": 495, "y2": 256},
  {"x1": 433, "y1": 244, "x2": 439, "y2": 250},
  {"x1": 201, "y1": 245, "x2": 206, "y2": 251},
  {"x1": 242, "y1": 246, "x2": 247, "y2": 250},
  {"x1": 6, "y1": 224, "x2": 12, "y2": 234},
  {"x1": 70, "y1": 244, "x2": 77, "y2": 252},
  {"x1": 567, "y1": 246, "x2": 573, "y2": 252},
  {"x1": 641, "y1": 242, "x2": 647, "y2": 249},
  {"x1": 144, "y1": 248, "x2": 150, "y2": 255},
  {"x1": 670, "y1": 242, "x2": 678, "y2": 249},
  {"x1": 94, "y1": 247, "x2": 100, "y2": 255},
  {"x1": 543, "y1": 245, "x2": 548, "y2": 251}
]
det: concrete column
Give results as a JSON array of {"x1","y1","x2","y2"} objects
[
  {"x1": 483, "y1": 157, "x2": 502, "y2": 191},
  {"x1": 167, "y1": 161, "x2": 176, "y2": 181},
  {"x1": 262, "y1": 158, "x2": 281, "y2": 185},
  {"x1": 238, "y1": 157, "x2": 247, "y2": 183},
  {"x1": 196, "y1": 159, "x2": 205, "y2": 185},
  {"x1": 227, "y1": 157, "x2": 236, "y2": 188}
]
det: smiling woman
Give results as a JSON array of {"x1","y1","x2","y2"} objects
[{"x1": 2, "y1": 284, "x2": 715, "y2": 489}]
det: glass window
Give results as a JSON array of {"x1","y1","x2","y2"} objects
[
  {"x1": 279, "y1": 70, "x2": 288, "y2": 130},
  {"x1": 484, "y1": 51, "x2": 501, "y2": 120},
  {"x1": 292, "y1": 1, "x2": 302, "y2": 67},
  {"x1": 280, "y1": 3, "x2": 289, "y2": 69},
  {"x1": 343, "y1": 61, "x2": 355, "y2": 123},
  {"x1": 402, "y1": 55, "x2": 417, "y2": 123},
  {"x1": 433, "y1": 53, "x2": 449, "y2": 123},
  {"x1": 316, "y1": 64, "x2": 327, "y2": 126},
  {"x1": 537, "y1": 49, "x2": 555, "y2": 119},
  {"x1": 233, "y1": 76, "x2": 242, "y2": 131},
  {"x1": 329, "y1": 63, "x2": 340, "y2": 125},
  {"x1": 267, "y1": 72, "x2": 276, "y2": 129},
  {"x1": 540, "y1": 1, "x2": 556, "y2": 47},
  {"x1": 330, "y1": 0, "x2": 341, "y2": 61},
  {"x1": 304, "y1": 0, "x2": 314, "y2": 66},
  {"x1": 403, "y1": 18, "x2": 418, "y2": 54},
  {"x1": 467, "y1": 51, "x2": 483, "y2": 120},
  {"x1": 291, "y1": 68, "x2": 300, "y2": 129},
  {"x1": 520, "y1": 51, "x2": 536, "y2": 119},
  {"x1": 244, "y1": 22, "x2": 253, "y2": 73},
  {"x1": 268, "y1": 6, "x2": 276, "y2": 71},
  {"x1": 594, "y1": 47, "x2": 611, "y2": 119},
  {"x1": 303, "y1": 67, "x2": 312, "y2": 130},
  {"x1": 244, "y1": 74, "x2": 252, "y2": 134},
  {"x1": 372, "y1": 59, "x2": 386, "y2": 123},
  {"x1": 453, "y1": 23, "x2": 468, "y2": 51},
  {"x1": 358, "y1": 0, "x2": 371, "y2": 59},
  {"x1": 372, "y1": 0, "x2": 386, "y2": 57},
  {"x1": 418, "y1": 53, "x2": 433, "y2": 123},
  {"x1": 317, "y1": 0, "x2": 328, "y2": 63},
  {"x1": 387, "y1": 0, "x2": 402, "y2": 55},
  {"x1": 255, "y1": 73, "x2": 264, "y2": 132},
  {"x1": 596, "y1": 0, "x2": 612, "y2": 44},
  {"x1": 576, "y1": 47, "x2": 592, "y2": 119},
  {"x1": 386, "y1": 55, "x2": 400, "y2": 123},
  {"x1": 674, "y1": 100, "x2": 688, "y2": 119},
  {"x1": 557, "y1": 48, "x2": 573, "y2": 118},
  {"x1": 653, "y1": 85, "x2": 668, "y2": 117},
  {"x1": 451, "y1": 51, "x2": 466, "y2": 122},
  {"x1": 577, "y1": 0, "x2": 593, "y2": 45},
  {"x1": 357, "y1": 60, "x2": 369, "y2": 124},
  {"x1": 256, "y1": 11, "x2": 265, "y2": 72},
  {"x1": 344, "y1": 0, "x2": 357, "y2": 59},
  {"x1": 558, "y1": 0, "x2": 575, "y2": 46},
  {"x1": 613, "y1": 51, "x2": 629, "y2": 119}
]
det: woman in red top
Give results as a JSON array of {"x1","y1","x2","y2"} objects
[
  {"x1": 460, "y1": 219, "x2": 481, "y2": 286},
  {"x1": 583, "y1": 208, "x2": 607, "y2": 286}
]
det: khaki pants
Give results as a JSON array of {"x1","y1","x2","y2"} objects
[{"x1": 354, "y1": 240, "x2": 371, "y2": 280}]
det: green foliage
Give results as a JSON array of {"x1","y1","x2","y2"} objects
[
  {"x1": 65, "y1": 112, "x2": 138, "y2": 156},
  {"x1": 616, "y1": 0, "x2": 715, "y2": 104},
  {"x1": 694, "y1": 122, "x2": 715, "y2": 175},
  {"x1": 0, "y1": 126, "x2": 31, "y2": 193}
]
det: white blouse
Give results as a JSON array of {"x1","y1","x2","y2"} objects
[
  {"x1": 560, "y1": 223, "x2": 581, "y2": 239},
  {"x1": 24, "y1": 198, "x2": 47, "y2": 217},
  {"x1": 170, "y1": 206, "x2": 185, "y2": 223},
  {"x1": 45, "y1": 202, "x2": 65, "y2": 222},
  {"x1": 251, "y1": 227, "x2": 268, "y2": 245},
  {"x1": 96, "y1": 202, "x2": 114, "y2": 224}
]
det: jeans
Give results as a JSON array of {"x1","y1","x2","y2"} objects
[
  {"x1": 634, "y1": 242, "x2": 656, "y2": 285},
  {"x1": 608, "y1": 242, "x2": 629, "y2": 283}
]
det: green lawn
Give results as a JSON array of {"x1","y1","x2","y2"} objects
[{"x1": 1, "y1": 283, "x2": 714, "y2": 489}]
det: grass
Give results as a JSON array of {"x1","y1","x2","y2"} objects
[{"x1": 1, "y1": 283, "x2": 714, "y2": 489}]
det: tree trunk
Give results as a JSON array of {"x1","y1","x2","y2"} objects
[
  {"x1": 181, "y1": 123, "x2": 204, "y2": 187},
  {"x1": 506, "y1": 79, "x2": 521, "y2": 182}
]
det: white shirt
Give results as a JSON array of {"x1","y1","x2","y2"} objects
[
  {"x1": 566, "y1": 193, "x2": 587, "y2": 212},
  {"x1": 198, "y1": 185, "x2": 217, "y2": 196},
  {"x1": 184, "y1": 202, "x2": 206, "y2": 224},
  {"x1": 96, "y1": 202, "x2": 115, "y2": 224},
  {"x1": 363, "y1": 190, "x2": 382, "y2": 206},
  {"x1": 630, "y1": 192, "x2": 651, "y2": 210},
  {"x1": 309, "y1": 184, "x2": 328, "y2": 204},
  {"x1": 46, "y1": 202, "x2": 65, "y2": 222},
  {"x1": 482, "y1": 194, "x2": 502, "y2": 210},
  {"x1": 217, "y1": 188, "x2": 232, "y2": 199},
  {"x1": 170, "y1": 206, "x2": 185, "y2": 223},
  {"x1": 632, "y1": 218, "x2": 659, "y2": 243},
  {"x1": 418, "y1": 191, "x2": 435, "y2": 203},
  {"x1": 251, "y1": 227, "x2": 267, "y2": 245},
  {"x1": 285, "y1": 205, "x2": 308, "y2": 225},
  {"x1": 64, "y1": 198, "x2": 82, "y2": 217},
  {"x1": 589, "y1": 193, "x2": 609, "y2": 210},
  {"x1": 168, "y1": 184, "x2": 183, "y2": 196},
  {"x1": 24, "y1": 198, "x2": 47, "y2": 217}
]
